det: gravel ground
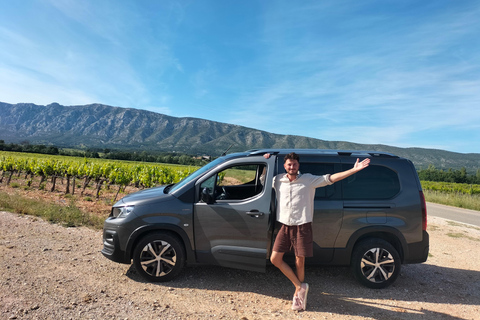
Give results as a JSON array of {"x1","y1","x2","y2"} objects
[{"x1": 1, "y1": 210, "x2": 479, "y2": 320}]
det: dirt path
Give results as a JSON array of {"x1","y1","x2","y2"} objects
[{"x1": 1, "y1": 211, "x2": 479, "y2": 320}]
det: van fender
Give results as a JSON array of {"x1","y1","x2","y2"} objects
[
  {"x1": 125, "y1": 224, "x2": 196, "y2": 264},
  {"x1": 339, "y1": 226, "x2": 409, "y2": 265}
]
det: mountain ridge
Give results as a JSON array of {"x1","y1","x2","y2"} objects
[{"x1": 1, "y1": 101, "x2": 479, "y2": 172}]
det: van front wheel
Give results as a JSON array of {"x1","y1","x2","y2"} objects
[
  {"x1": 351, "y1": 239, "x2": 401, "y2": 289},
  {"x1": 133, "y1": 232, "x2": 185, "y2": 282}
]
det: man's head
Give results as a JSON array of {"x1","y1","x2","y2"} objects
[
  {"x1": 284, "y1": 152, "x2": 300, "y2": 163},
  {"x1": 284, "y1": 152, "x2": 300, "y2": 176}
]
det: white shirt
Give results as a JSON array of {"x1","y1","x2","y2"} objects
[{"x1": 273, "y1": 173, "x2": 332, "y2": 226}]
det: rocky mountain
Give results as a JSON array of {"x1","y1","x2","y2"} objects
[{"x1": 1, "y1": 101, "x2": 479, "y2": 172}]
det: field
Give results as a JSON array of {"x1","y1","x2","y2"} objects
[
  {"x1": 0, "y1": 151, "x2": 199, "y2": 227},
  {"x1": 421, "y1": 180, "x2": 480, "y2": 211},
  {"x1": 0, "y1": 151, "x2": 197, "y2": 198},
  {"x1": 421, "y1": 180, "x2": 480, "y2": 195}
]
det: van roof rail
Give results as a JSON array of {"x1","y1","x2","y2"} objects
[
  {"x1": 367, "y1": 152, "x2": 398, "y2": 158},
  {"x1": 247, "y1": 149, "x2": 398, "y2": 158}
]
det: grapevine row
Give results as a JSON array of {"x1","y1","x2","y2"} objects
[
  {"x1": 0, "y1": 154, "x2": 196, "y2": 201},
  {"x1": 421, "y1": 180, "x2": 480, "y2": 195}
]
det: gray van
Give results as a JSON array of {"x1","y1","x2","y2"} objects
[{"x1": 101, "y1": 149, "x2": 429, "y2": 288}]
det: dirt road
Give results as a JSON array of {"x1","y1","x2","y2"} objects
[{"x1": 1, "y1": 210, "x2": 479, "y2": 319}]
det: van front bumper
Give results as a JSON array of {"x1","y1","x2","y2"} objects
[{"x1": 101, "y1": 228, "x2": 131, "y2": 264}]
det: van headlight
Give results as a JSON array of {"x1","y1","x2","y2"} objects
[{"x1": 112, "y1": 206, "x2": 135, "y2": 218}]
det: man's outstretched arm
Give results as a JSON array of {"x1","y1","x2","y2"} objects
[{"x1": 330, "y1": 158, "x2": 370, "y2": 183}]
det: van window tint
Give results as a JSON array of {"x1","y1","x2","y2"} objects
[
  {"x1": 299, "y1": 163, "x2": 336, "y2": 199},
  {"x1": 342, "y1": 164, "x2": 400, "y2": 200}
]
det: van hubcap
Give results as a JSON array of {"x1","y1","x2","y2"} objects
[
  {"x1": 140, "y1": 240, "x2": 177, "y2": 277},
  {"x1": 360, "y1": 248, "x2": 395, "y2": 283}
]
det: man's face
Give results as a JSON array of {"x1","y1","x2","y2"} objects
[{"x1": 284, "y1": 159, "x2": 300, "y2": 176}]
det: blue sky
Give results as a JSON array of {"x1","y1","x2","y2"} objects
[{"x1": 1, "y1": 1, "x2": 479, "y2": 154}]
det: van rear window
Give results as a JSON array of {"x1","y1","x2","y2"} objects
[
  {"x1": 300, "y1": 163, "x2": 336, "y2": 199},
  {"x1": 342, "y1": 165, "x2": 400, "y2": 200}
]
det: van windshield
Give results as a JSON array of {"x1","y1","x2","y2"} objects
[{"x1": 167, "y1": 157, "x2": 225, "y2": 194}]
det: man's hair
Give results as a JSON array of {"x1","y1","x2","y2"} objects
[{"x1": 284, "y1": 152, "x2": 300, "y2": 163}]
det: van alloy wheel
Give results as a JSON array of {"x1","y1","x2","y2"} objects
[
  {"x1": 351, "y1": 238, "x2": 401, "y2": 289},
  {"x1": 133, "y1": 232, "x2": 185, "y2": 282},
  {"x1": 140, "y1": 240, "x2": 177, "y2": 277},
  {"x1": 360, "y1": 247, "x2": 395, "y2": 283}
]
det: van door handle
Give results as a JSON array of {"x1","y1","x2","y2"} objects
[{"x1": 246, "y1": 210, "x2": 264, "y2": 217}]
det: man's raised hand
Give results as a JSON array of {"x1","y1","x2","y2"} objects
[{"x1": 354, "y1": 158, "x2": 370, "y2": 171}]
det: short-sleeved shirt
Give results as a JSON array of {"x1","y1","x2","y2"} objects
[{"x1": 273, "y1": 173, "x2": 332, "y2": 226}]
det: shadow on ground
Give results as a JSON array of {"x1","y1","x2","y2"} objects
[{"x1": 126, "y1": 262, "x2": 479, "y2": 319}]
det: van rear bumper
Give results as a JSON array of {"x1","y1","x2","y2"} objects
[{"x1": 404, "y1": 231, "x2": 429, "y2": 264}]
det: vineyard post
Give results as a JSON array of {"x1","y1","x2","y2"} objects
[
  {"x1": 72, "y1": 176, "x2": 76, "y2": 195},
  {"x1": 65, "y1": 174, "x2": 71, "y2": 194}
]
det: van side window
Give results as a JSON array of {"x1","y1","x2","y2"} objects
[
  {"x1": 200, "y1": 164, "x2": 266, "y2": 201},
  {"x1": 300, "y1": 163, "x2": 336, "y2": 199},
  {"x1": 342, "y1": 164, "x2": 400, "y2": 200}
]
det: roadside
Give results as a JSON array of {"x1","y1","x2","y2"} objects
[
  {"x1": 1, "y1": 211, "x2": 479, "y2": 320},
  {"x1": 427, "y1": 202, "x2": 480, "y2": 227}
]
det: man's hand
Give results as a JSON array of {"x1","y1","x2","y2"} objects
[
  {"x1": 263, "y1": 153, "x2": 271, "y2": 159},
  {"x1": 353, "y1": 158, "x2": 370, "y2": 172},
  {"x1": 330, "y1": 158, "x2": 370, "y2": 183}
]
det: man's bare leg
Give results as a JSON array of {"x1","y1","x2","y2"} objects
[
  {"x1": 270, "y1": 251, "x2": 302, "y2": 293},
  {"x1": 295, "y1": 256, "x2": 306, "y2": 284}
]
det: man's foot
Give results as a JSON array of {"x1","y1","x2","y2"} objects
[
  {"x1": 297, "y1": 283, "x2": 309, "y2": 310},
  {"x1": 291, "y1": 294, "x2": 302, "y2": 311}
]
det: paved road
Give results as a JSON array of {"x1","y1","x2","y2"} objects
[{"x1": 427, "y1": 202, "x2": 480, "y2": 227}]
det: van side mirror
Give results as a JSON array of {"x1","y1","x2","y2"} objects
[{"x1": 201, "y1": 187, "x2": 215, "y2": 204}]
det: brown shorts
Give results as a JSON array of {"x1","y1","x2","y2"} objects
[{"x1": 272, "y1": 223, "x2": 313, "y2": 257}]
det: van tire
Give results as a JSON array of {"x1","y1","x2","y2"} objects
[
  {"x1": 133, "y1": 232, "x2": 185, "y2": 282},
  {"x1": 351, "y1": 238, "x2": 401, "y2": 289}
]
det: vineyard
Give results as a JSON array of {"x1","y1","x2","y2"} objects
[
  {"x1": 421, "y1": 180, "x2": 480, "y2": 195},
  {"x1": 0, "y1": 152, "x2": 198, "y2": 202}
]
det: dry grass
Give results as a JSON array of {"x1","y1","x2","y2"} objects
[
  {"x1": 423, "y1": 189, "x2": 480, "y2": 211},
  {"x1": 0, "y1": 174, "x2": 142, "y2": 229}
]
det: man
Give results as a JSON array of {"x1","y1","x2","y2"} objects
[{"x1": 264, "y1": 152, "x2": 370, "y2": 311}]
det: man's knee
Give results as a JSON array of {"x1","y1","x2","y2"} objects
[
  {"x1": 270, "y1": 252, "x2": 283, "y2": 267},
  {"x1": 295, "y1": 256, "x2": 305, "y2": 267}
]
